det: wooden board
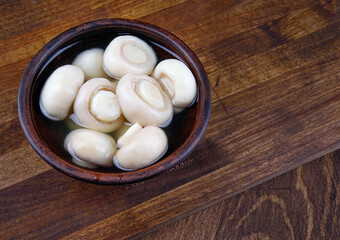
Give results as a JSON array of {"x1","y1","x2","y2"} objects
[
  {"x1": 0, "y1": 0, "x2": 339, "y2": 239},
  {"x1": 142, "y1": 150, "x2": 340, "y2": 239}
]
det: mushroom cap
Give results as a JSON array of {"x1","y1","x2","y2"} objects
[
  {"x1": 64, "y1": 129, "x2": 117, "y2": 167},
  {"x1": 73, "y1": 78, "x2": 124, "y2": 132},
  {"x1": 72, "y1": 48, "x2": 110, "y2": 80},
  {"x1": 152, "y1": 59, "x2": 197, "y2": 109},
  {"x1": 39, "y1": 65, "x2": 84, "y2": 120},
  {"x1": 113, "y1": 126, "x2": 168, "y2": 171},
  {"x1": 116, "y1": 73, "x2": 173, "y2": 127},
  {"x1": 103, "y1": 35, "x2": 157, "y2": 79}
]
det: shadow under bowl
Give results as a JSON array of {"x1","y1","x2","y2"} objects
[{"x1": 18, "y1": 19, "x2": 211, "y2": 184}]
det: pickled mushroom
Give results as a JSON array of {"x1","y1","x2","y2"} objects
[
  {"x1": 116, "y1": 73, "x2": 173, "y2": 127},
  {"x1": 72, "y1": 48, "x2": 110, "y2": 80},
  {"x1": 39, "y1": 65, "x2": 84, "y2": 120},
  {"x1": 73, "y1": 78, "x2": 124, "y2": 132},
  {"x1": 39, "y1": 34, "x2": 201, "y2": 172},
  {"x1": 64, "y1": 129, "x2": 117, "y2": 167},
  {"x1": 113, "y1": 126, "x2": 168, "y2": 171},
  {"x1": 103, "y1": 35, "x2": 157, "y2": 79},
  {"x1": 152, "y1": 59, "x2": 197, "y2": 109}
]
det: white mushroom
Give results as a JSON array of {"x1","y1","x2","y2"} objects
[
  {"x1": 116, "y1": 73, "x2": 173, "y2": 127},
  {"x1": 113, "y1": 126, "x2": 168, "y2": 171},
  {"x1": 40, "y1": 65, "x2": 84, "y2": 120},
  {"x1": 103, "y1": 35, "x2": 157, "y2": 79},
  {"x1": 72, "y1": 48, "x2": 110, "y2": 80},
  {"x1": 152, "y1": 59, "x2": 197, "y2": 109},
  {"x1": 64, "y1": 129, "x2": 117, "y2": 167},
  {"x1": 73, "y1": 78, "x2": 124, "y2": 133}
]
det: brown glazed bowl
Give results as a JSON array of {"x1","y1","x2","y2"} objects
[{"x1": 18, "y1": 19, "x2": 211, "y2": 184}]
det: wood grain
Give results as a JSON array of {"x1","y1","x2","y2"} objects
[
  {"x1": 142, "y1": 150, "x2": 340, "y2": 240},
  {"x1": 0, "y1": 0, "x2": 339, "y2": 239}
]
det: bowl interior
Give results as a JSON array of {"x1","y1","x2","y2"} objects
[{"x1": 19, "y1": 19, "x2": 210, "y2": 184}]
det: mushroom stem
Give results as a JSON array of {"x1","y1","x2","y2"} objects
[
  {"x1": 117, "y1": 122, "x2": 142, "y2": 148},
  {"x1": 73, "y1": 78, "x2": 124, "y2": 133},
  {"x1": 136, "y1": 81, "x2": 165, "y2": 109},
  {"x1": 122, "y1": 42, "x2": 148, "y2": 63},
  {"x1": 152, "y1": 59, "x2": 197, "y2": 109},
  {"x1": 159, "y1": 76, "x2": 175, "y2": 98},
  {"x1": 90, "y1": 90, "x2": 121, "y2": 122},
  {"x1": 116, "y1": 73, "x2": 173, "y2": 127}
]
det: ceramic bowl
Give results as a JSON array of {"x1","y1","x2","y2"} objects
[{"x1": 18, "y1": 19, "x2": 211, "y2": 184}]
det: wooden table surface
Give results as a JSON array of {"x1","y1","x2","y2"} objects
[{"x1": 1, "y1": 0, "x2": 339, "y2": 239}]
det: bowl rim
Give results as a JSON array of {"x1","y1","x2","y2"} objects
[{"x1": 18, "y1": 18, "x2": 211, "y2": 184}]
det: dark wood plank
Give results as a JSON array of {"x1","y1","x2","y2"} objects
[
  {"x1": 0, "y1": 0, "x2": 187, "y2": 67},
  {"x1": 141, "y1": 150, "x2": 340, "y2": 240},
  {"x1": 0, "y1": 0, "x2": 339, "y2": 239},
  {"x1": 0, "y1": 0, "x2": 186, "y2": 41},
  {"x1": 0, "y1": 120, "x2": 227, "y2": 239},
  {"x1": 56, "y1": 94, "x2": 340, "y2": 239}
]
